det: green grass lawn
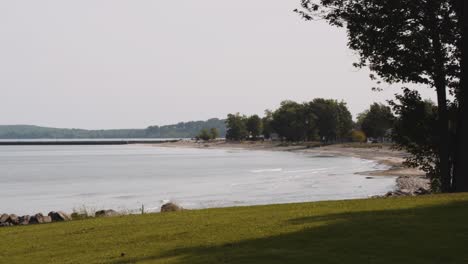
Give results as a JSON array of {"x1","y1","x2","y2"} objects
[{"x1": 2, "y1": 194, "x2": 468, "y2": 264}]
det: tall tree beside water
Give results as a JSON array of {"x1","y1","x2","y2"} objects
[{"x1": 296, "y1": 0, "x2": 467, "y2": 192}]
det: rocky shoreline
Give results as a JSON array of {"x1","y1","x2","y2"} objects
[
  {"x1": 0, "y1": 211, "x2": 72, "y2": 227},
  {"x1": 0, "y1": 203, "x2": 183, "y2": 228},
  {"x1": 381, "y1": 176, "x2": 431, "y2": 197}
]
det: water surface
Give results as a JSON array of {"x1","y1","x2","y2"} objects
[{"x1": 0, "y1": 145, "x2": 396, "y2": 214}]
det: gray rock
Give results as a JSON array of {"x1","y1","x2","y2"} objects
[
  {"x1": 0, "y1": 214, "x2": 9, "y2": 223},
  {"x1": 8, "y1": 214, "x2": 19, "y2": 225},
  {"x1": 161, "y1": 202, "x2": 183, "y2": 213},
  {"x1": 95, "y1": 209, "x2": 119, "y2": 217},
  {"x1": 19, "y1": 215, "x2": 31, "y2": 225},
  {"x1": 48, "y1": 211, "x2": 72, "y2": 222},
  {"x1": 29, "y1": 213, "x2": 45, "y2": 224},
  {"x1": 42, "y1": 215, "x2": 52, "y2": 223}
]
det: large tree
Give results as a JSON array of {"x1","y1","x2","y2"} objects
[
  {"x1": 358, "y1": 103, "x2": 395, "y2": 140},
  {"x1": 271, "y1": 101, "x2": 315, "y2": 141},
  {"x1": 296, "y1": 0, "x2": 466, "y2": 192},
  {"x1": 453, "y1": 0, "x2": 468, "y2": 191},
  {"x1": 306, "y1": 99, "x2": 353, "y2": 142},
  {"x1": 225, "y1": 113, "x2": 248, "y2": 141},
  {"x1": 246, "y1": 115, "x2": 263, "y2": 140}
]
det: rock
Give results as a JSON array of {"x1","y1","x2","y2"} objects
[
  {"x1": 29, "y1": 216, "x2": 38, "y2": 224},
  {"x1": 415, "y1": 187, "x2": 430, "y2": 195},
  {"x1": 0, "y1": 214, "x2": 9, "y2": 223},
  {"x1": 400, "y1": 188, "x2": 409, "y2": 193},
  {"x1": 95, "y1": 209, "x2": 119, "y2": 217},
  {"x1": 8, "y1": 214, "x2": 19, "y2": 225},
  {"x1": 48, "y1": 211, "x2": 72, "y2": 222},
  {"x1": 29, "y1": 213, "x2": 45, "y2": 224},
  {"x1": 161, "y1": 202, "x2": 183, "y2": 213},
  {"x1": 0, "y1": 222, "x2": 11, "y2": 227},
  {"x1": 42, "y1": 215, "x2": 52, "y2": 223},
  {"x1": 19, "y1": 215, "x2": 31, "y2": 225}
]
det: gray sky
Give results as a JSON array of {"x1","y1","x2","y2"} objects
[{"x1": 0, "y1": 0, "x2": 435, "y2": 129}]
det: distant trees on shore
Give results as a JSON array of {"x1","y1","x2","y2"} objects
[
  {"x1": 226, "y1": 99, "x2": 355, "y2": 142},
  {"x1": 195, "y1": 128, "x2": 220, "y2": 141},
  {"x1": 0, "y1": 119, "x2": 227, "y2": 139},
  {"x1": 357, "y1": 103, "x2": 395, "y2": 140}
]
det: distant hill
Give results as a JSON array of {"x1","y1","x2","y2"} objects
[{"x1": 0, "y1": 118, "x2": 226, "y2": 139}]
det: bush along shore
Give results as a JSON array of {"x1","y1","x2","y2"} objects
[{"x1": 0, "y1": 203, "x2": 183, "y2": 228}]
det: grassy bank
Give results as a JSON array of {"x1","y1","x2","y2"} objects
[{"x1": 1, "y1": 194, "x2": 468, "y2": 264}]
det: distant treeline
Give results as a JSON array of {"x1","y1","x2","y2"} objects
[
  {"x1": 0, "y1": 118, "x2": 226, "y2": 139},
  {"x1": 225, "y1": 99, "x2": 395, "y2": 143}
]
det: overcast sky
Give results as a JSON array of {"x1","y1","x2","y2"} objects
[{"x1": 0, "y1": 0, "x2": 435, "y2": 129}]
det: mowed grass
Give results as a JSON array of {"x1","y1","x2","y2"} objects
[{"x1": 2, "y1": 194, "x2": 468, "y2": 264}]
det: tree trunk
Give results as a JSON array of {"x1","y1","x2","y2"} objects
[
  {"x1": 453, "y1": 0, "x2": 468, "y2": 192},
  {"x1": 435, "y1": 81, "x2": 452, "y2": 192},
  {"x1": 428, "y1": 0, "x2": 452, "y2": 192}
]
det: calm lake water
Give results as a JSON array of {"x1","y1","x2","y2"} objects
[{"x1": 0, "y1": 145, "x2": 396, "y2": 215}]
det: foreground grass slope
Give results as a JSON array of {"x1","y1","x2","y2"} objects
[{"x1": 2, "y1": 194, "x2": 468, "y2": 264}]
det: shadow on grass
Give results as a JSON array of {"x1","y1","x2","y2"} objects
[{"x1": 112, "y1": 200, "x2": 468, "y2": 264}]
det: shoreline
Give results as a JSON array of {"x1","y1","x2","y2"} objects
[
  {"x1": 155, "y1": 140, "x2": 424, "y2": 175},
  {"x1": 155, "y1": 140, "x2": 429, "y2": 195},
  {"x1": 1, "y1": 140, "x2": 430, "y2": 224}
]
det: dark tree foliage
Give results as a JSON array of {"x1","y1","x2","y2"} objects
[
  {"x1": 296, "y1": 1, "x2": 459, "y2": 89},
  {"x1": 389, "y1": 88, "x2": 458, "y2": 191},
  {"x1": 268, "y1": 99, "x2": 352, "y2": 142},
  {"x1": 225, "y1": 113, "x2": 249, "y2": 141},
  {"x1": 271, "y1": 101, "x2": 316, "y2": 142},
  {"x1": 336, "y1": 101, "x2": 354, "y2": 141},
  {"x1": 306, "y1": 99, "x2": 353, "y2": 142},
  {"x1": 358, "y1": 103, "x2": 395, "y2": 139},
  {"x1": 306, "y1": 99, "x2": 336, "y2": 142},
  {"x1": 296, "y1": 0, "x2": 466, "y2": 192},
  {"x1": 246, "y1": 115, "x2": 263, "y2": 140},
  {"x1": 389, "y1": 89, "x2": 441, "y2": 190}
]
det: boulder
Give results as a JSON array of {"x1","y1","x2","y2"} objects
[
  {"x1": 42, "y1": 215, "x2": 52, "y2": 223},
  {"x1": 29, "y1": 216, "x2": 38, "y2": 224},
  {"x1": 95, "y1": 209, "x2": 119, "y2": 217},
  {"x1": 19, "y1": 215, "x2": 31, "y2": 225},
  {"x1": 161, "y1": 202, "x2": 183, "y2": 213},
  {"x1": 29, "y1": 213, "x2": 45, "y2": 224},
  {"x1": 48, "y1": 211, "x2": 72, "y2": 222},
  {"x1": 0, "y1": 214, "x2": 9, "y2": 223},
  {"x1": 8, "y1": 214, "x2": 19, "y2": 225}
]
